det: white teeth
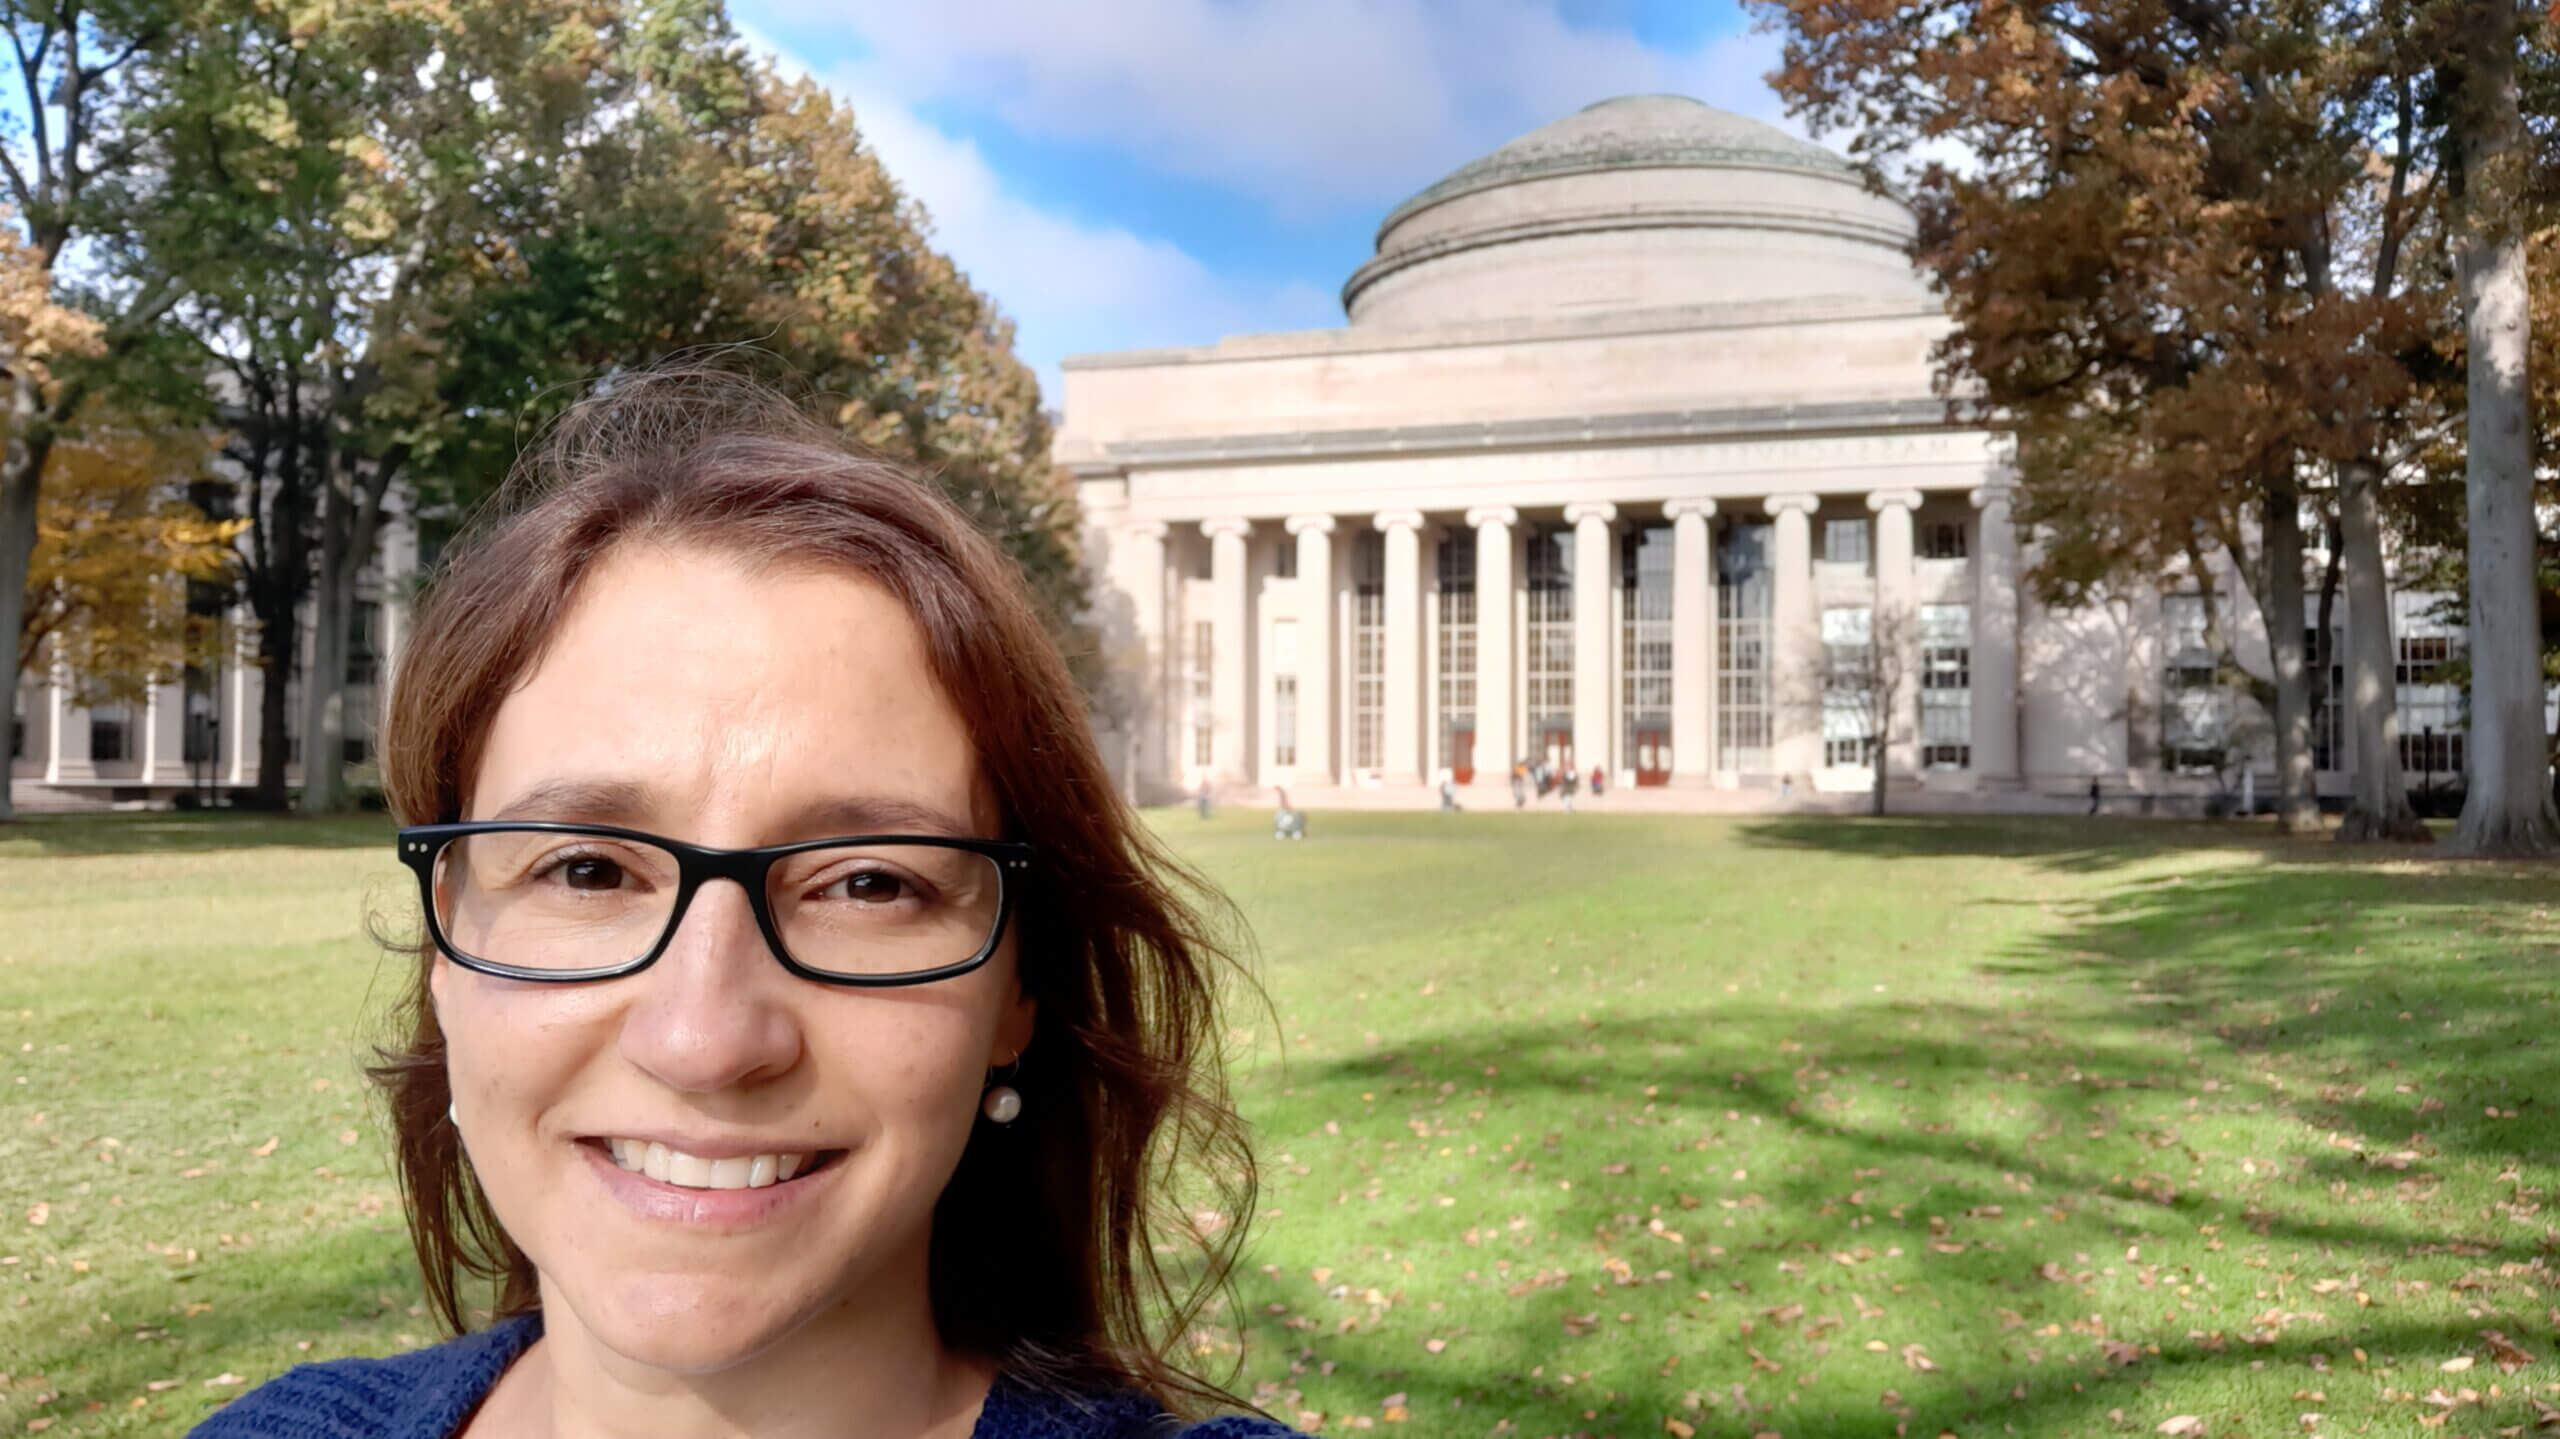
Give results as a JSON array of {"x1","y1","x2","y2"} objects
[{"x1": 600, "y1": 1139, "x2": 817, "y2": 1190}]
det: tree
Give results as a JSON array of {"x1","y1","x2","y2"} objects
[
  {"x1": 2445, "y1": 0, "x2": 2559, "y2": 854},
  {"x1": 0, "y1": 0, "x2": 201, "y2": 822},
  {"x1": 19, "y1": 423, "x2": 239, "y2": 704},
  {"x1": 1803, "y1": 602, "x2": 1915, "y2": 817},
  {"x1": 1753, "y1": 0, "x2": 2458, "y2": 837}
]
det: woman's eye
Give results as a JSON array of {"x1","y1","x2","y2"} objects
[
  {"x1": 555, "y1": 856, "x2": 625, "y2": 891},
  {"x1": 835, "y1": 871, "x2": 908, "y2": 904}
]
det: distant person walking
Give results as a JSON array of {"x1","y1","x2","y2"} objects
[
  {"x1": 2087, "y1": 775, "x2": 2101, "y2": 815},
  {"x1": 1197, "y1": 776, "x2": 1213, "y2": 820},
  {"x1": 1589, "y1": 764, "x2": 1606, "y2": 798},
  {"x1": 1272, "y1": 786, "x2": 1306, "y2": 839},
  {"x1": 1510, "y1": 762, "x2": 1528, "y2": 809},
  {"x1": 1437, "y1": 772, "x2": 1462, "y2": 812},
  {"x1": 1560, "y1": 765, "x2": 1580, "y2": 813}
]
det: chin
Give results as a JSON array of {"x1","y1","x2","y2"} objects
[{"x1": 567, "y1": 1272, "x2": 821, "y2": 1375}]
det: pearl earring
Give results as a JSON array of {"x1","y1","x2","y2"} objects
[
  {"x1": 981, "y1": 1050, "x2": 1023, "y2": 1125},
  {"x1": 447, "y1": 1100, "x2": 458, "y2": 1126},
  {"x1": 981, "y1": 1084, "x2": 1023, "y2": 1124}
]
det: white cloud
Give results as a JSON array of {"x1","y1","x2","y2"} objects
[
  {"x1": 726, "y1": 6, "x2": 1847, "y2": 401},
  {"x1": 735, "y1": 22, "x2": 1342, "y2": 400},
  {"x1": 747, "y1": 0, "x2": 1802, "y2": 220}
]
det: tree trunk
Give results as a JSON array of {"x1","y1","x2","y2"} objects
[
  {"x1": 254, "y1": 603, "x2": 295, "y2": 809},
  {"x1": 2335, "y1": 459, "x2": 2430, "y2": 841},
  {"x1": 2263, "y1": 479, "x2": 2321, "y2": 832},
  {"x1": 1871, "y1": 741, "x2": 1887, "y2": 816},
  {"x1": 2448, "y1": 0, "x2": 2558, "y2": 855},
  {"x1": 299, "y1": 463, "x2": 352, "y2": 814},
  {"x1": 0, "y1": 399, "x2": 44, "y2": 823}
]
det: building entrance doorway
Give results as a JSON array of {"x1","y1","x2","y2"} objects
[
  {"x1": 1445, "y1": 726, "x2": 1475, "y2": 785},
  {"x1": 1631, "y1": 725, "x2": 1671, "y2": 786},
  {"x1": 1536, "y1": 725, "x2": 1574, "y2": 779}
]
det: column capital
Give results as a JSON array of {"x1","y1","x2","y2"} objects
[
  {"x1": 1126, "y1": 519, "x2": 1169, "y2": 542},
  {"x1": 1663, "y1": 497, "x2": 1718, "y2": 521},
  {"x1": 1200, "y1": 516, "x2": 1253, "y2": 539},
  {"x1": 1284, "y1": 513, "x2": 1337, "y2": 537},
  {"x1": 1764, "y1": 493, "x2": 1820, "y2": 518},
  {"x1": 1373, "y1": 509, "x2": 1425, "y2": 532},
  {"x1": 1464, "y1": 504, "x2": 1519, "y2": 530},
  {"x1": 1969, "y1": 483, "x2": 2017, "y2": 512},
  {"x1": 1865, "y1": 488, "x2": 1925, "y2": 514},
  {"x1": 1562, "y1": 500, "x2": 1618, "y2": 526}
]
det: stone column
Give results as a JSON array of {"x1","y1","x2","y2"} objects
[
  {"x1": 1202, "y1": 518, "x2": 1252, "y2": 784},
  {"x1": 1666, "y1": 498, "x2": 1717, "y2": 787},
  {"x1": 44, "y1": 657, "x2": 86, "y2": 783},
  {"x1": 1125, "y1": 521, "x2": 1170, "y2": 792},
  {"x1": 1286, "y1": 515, "x2": 1337, "y2": 784},
  {"x1": 1564, "y1": 501, "x2": 1617, "y2": 775},
  {"x1": 1869, "y1": 488, "x2": 1923, "y2": 776},
  {"x1": 1765, "y1": 494, "x2": 1820, "y2": 786},
  {"x1": 1969, "y1": 483, "x2": 2022, "y2": 785},
  {"x1": 1375, "y1": 511, "x2": 1425, "y2": 783},
  {"x1": 225, "y1": 615, "x2": 258, "y2": 788},
  {"x1": 1467, "y1": 506, "x2": 1517, "y2": 784}
]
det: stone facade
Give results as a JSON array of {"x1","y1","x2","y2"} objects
[
  {"x1": 9, "y1": 510, "x2": 419, "y2": 812},
  {"x1": 1060, "y1": 95, "x2": 2473, "y2": 811}
]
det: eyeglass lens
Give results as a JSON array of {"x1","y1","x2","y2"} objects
[{"x1": 432, "y1": 832, "x2": 1003, "y2": 978}]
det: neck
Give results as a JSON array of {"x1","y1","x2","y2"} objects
[{"x1": 509, "y1": 1268, "x2": 997, "y2": 1439}]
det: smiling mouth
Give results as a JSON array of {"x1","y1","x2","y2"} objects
[{"x1": 583, "y1": 1138, "x2": 848, "y2": 1191}]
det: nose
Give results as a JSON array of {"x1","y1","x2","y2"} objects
[{"x1": 617, "y1": 876, "x2": 805, "y2": 1094}]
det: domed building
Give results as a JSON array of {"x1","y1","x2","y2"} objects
[{"x1": 1060, "y1": 96, "x2": 2125, "y2": 806}]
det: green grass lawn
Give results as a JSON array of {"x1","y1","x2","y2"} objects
[{"x1": 3, "y1": 810, "x2": 2556, "y2": 1438}]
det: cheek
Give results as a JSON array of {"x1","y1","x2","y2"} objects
[{"x1": 437, "y1": 970, "x2": 616, "y2": 1113}]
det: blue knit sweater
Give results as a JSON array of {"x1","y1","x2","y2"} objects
[{"x1": 188, "y1": 1316, "x2": 1302, "y2": 1438}]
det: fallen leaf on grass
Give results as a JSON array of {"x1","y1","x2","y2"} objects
[
  {"x1": 250, "y1": 1137, "x2": 278, "y2": 1158},
  {"x1": 144, "y1": 1381, "x2": 180, "y2": 1392},
  {"x1": 2482, "y1": 1331, "x2": 2536, "y2": 1372},
  {"x1": 1901, "y1": 1344, "x2": 1937, "y2": 1372},
  {"x1": 1663, "y1": 1421, "x2": 1695, "y2": 1438},
  {"x1": 203, "y1": 1374, "x2": 245, "y2": 1387},
  {"x1": 2157, "y1": 1417, "x2": 2205, "y2": 1437},
  {"x1": 2440, "y1": 1356, "x2": 2475, "y2": 1373}
]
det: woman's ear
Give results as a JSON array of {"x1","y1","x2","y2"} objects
[{"x1": 996, "y1": 986, "x2": 1036, "y2": 1067}]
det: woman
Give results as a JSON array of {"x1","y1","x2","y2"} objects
[{"x1": 196, "y1": 371, "x2": 1302, "y2": 1438}]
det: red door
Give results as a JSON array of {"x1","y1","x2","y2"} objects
[
  {"x1": 1634, "y1": 726, "x2": 1671, "y2": 786},
  {"x1": 1448, "y1": 727, "x2": 1475, "y2": 785}
]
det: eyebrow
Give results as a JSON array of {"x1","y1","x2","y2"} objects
[{"x1": 484, "y1": 778, "x2": 981, "y2": 840}]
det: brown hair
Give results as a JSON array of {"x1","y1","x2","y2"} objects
[{"x1": 369, "y1": 366, "x2": 1260, "y2": 1413}]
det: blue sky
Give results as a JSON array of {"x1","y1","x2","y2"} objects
[{"x1": 724, "y1": 0, "x2": 1804, "y2": 401}]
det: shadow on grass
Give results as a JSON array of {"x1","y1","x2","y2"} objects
[
  {"x1": 0, "y1": 810, "x2": 388, "y2": 857},
  {"x1": 1240, "y1": 845, "x2": 2560, "y2": 1434},
  {"x1": 1251, "y1": 992, "x2": 2554, "y2": 1434},
  {"x1": 1987, "y1": 857, "x2": 2560, "y2": 1170},
  {"x1": 1733, "y1": 813, "x2": 2293, "y2": 873}
]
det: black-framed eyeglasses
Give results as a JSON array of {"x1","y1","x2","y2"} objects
[{"x1": 394, "y1": 822, "x2": 1034, "y2": 987}]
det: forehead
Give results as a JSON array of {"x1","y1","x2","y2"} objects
[{"x1": 463, "y1": 542, "x2": 988, "y2": 834}]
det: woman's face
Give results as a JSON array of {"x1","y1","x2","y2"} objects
[{"x1": 431, "y1": 541, "x2": 1034, "y2": 1374}]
